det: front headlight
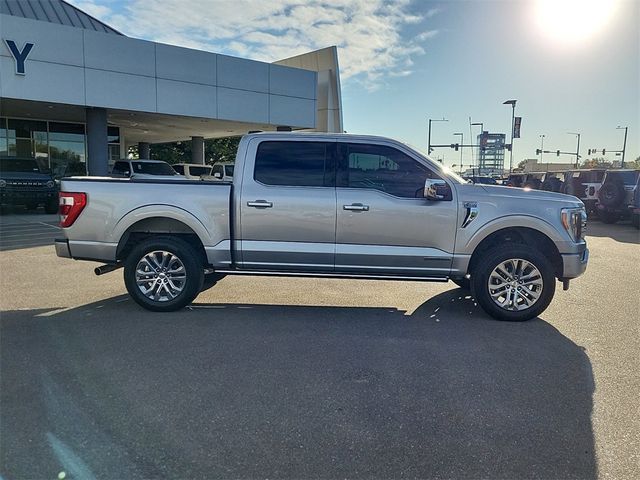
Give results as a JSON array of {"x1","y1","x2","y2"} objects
[{"x1": 561, "y1": 207, "x2": 587, "y2": 242}]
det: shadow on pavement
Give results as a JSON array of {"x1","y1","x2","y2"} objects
[
  {"x1": 586, "y1": 218, "x2": 639, "y2": 244},
  {"x1": 1, "y1": 290, "x2": 596, "y2": 479}
]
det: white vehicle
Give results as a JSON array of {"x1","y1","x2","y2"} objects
[
  {"x1": 172, "y1": 163, "x2": 213, "y2": 180},
  {"x1": 204, "y1": 163, "x2": 234, "y2": 181},
  {"x1": 111, "y1": 160, "x2": 184, "y2": 180},
  {"x1": 562, "y1": 169, "x2": 606, "y2": 214}
]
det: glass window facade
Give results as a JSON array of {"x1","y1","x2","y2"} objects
[{"x1": 0, "y1": 117, "x2": 120, "y2": 178}]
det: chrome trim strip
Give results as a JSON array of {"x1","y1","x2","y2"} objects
[{"x1": 214, "y1": 270, "x2": 449, "y2": 282}]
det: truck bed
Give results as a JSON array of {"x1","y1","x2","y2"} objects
[{"x1": 58, "y1": 177, "x2": 232, "y2": 266}]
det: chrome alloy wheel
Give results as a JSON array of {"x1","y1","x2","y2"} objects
[
  {"x1": 487, "y1": 258, "x2": 543, "y2": 311},
  {"x1": 135, "y1": 250, "x2": 187, "y2": 302}
]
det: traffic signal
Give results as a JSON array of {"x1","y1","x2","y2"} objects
[
  {"x1": 588, "y1": 149, "x2": 592, "y2": 155},
  {"x1": 452, "y1": 143, "x2": 459, "y2": 151},
  {"x1": 602, "y1": 149, "x2": 606, "y2": 155},
  {"x1": 536, "y1": 149, "x2": 541, "y2": 155},
  {"x1": 429, "y1": 147, "x2": 434, "y2": 154},
  {"x1": 556, "y1": 150, "x2": 560, "y2": 156}
]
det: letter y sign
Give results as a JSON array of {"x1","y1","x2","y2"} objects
[{"x1": 5, "y1": 40, "x2": 35, "y2": 75}]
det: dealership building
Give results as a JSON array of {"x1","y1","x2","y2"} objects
[{"x1": 0, "y1": 0, "x2": 343, "y2": 177}]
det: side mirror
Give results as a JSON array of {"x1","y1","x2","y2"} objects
[
  {"x1": 214, "y1": 172, "x2": 222, "y2": 179},
  {"x1": 424, "y1": 179, "x2": 449, "y2": 200}
]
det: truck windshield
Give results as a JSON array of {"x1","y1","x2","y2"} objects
[
  {"x1": 131, "y1": 162, "x2": 177, "y2": 175},
  {"x1": 0, "y1": 158, "x2": 42, "y2": 173}
]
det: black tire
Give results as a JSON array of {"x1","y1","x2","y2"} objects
[
  {"x1": 598, "y1": 181, "x2": 625, "y2": 208},
  {"x1": 471, "y1": 245, "x2": 556, "y2": 322},
  {"x1": 44, "y1": 199, "x2": 58, "y2": 214},
  {"x1": 598, "y1": 209, "x2": 619, "y2": 224},
  {"x1": 123, "y1": 236, "x2": 204, "y2": 312},
  {"x1": 451, "y1": 277, "x2": 471, "y2": 290}
]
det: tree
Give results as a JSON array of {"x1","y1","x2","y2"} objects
[
  {"x1": 581, "y1": 157, "x2": 612, "y2": 169},
  {"x1": 627, "y1": 156, "x2": 640, "y2": 169},
  {"x1": 130, "y1": 137, "x2": 242, "y2": 165}
]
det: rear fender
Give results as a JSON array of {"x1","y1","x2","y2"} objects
[{"x1": 110, "y1": 205, "x2": 213, "y2": 246}]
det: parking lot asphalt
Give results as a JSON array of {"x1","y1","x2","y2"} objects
[
  {"x1": 0, "y1": 215, "x2": 638, "y2": 479},
  {"x1": 0, "y1": 210, "x2": 61, "y2": 251}
]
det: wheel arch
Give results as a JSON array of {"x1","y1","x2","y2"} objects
[
  {"x1": 467, "y1": 226, "x2": 563, "y2": 279},
  {"x1": 115, "y1": 214, "x2": 208, "y2": 265}
]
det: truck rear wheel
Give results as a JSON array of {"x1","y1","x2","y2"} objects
[
  {"x1": 124, "y1": 236, "x2": 204, "y2": 312},
  {"x1": 471, "y1": 245, "x2": 555, "y2": 322}
]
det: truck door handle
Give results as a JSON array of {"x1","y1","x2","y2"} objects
[
  {"x1": 247, "y1": 200, "x2": 273, "y2": 208},
  {"x1": 343, "y1": 203, "x2": 369, "y2": 211}
]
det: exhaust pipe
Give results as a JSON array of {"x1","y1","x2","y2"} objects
[{"x1": 94, "y1": 264, "x2": 122, "y2": 276}]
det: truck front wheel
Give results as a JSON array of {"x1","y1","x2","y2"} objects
[
  {"x1": 471, "y1": 246, "x2": 555, "y2": 322},
  {"x1": 124, "y1": 236, "x2": 204, "y2": 312}
]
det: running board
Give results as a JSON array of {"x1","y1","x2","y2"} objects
[{"x1": 215, "y1": 270, "x2": 449, "y2": 282}]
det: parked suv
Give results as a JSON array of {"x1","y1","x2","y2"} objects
[
  {"x1": 562, "y1": 169, "x2": 606, "y2": 214},
  {"x1": 596, "y1": 169, "x2": 640, "y2": 224},
  {"x1": 463, "y1": 175, "x2": 497, "y2": 185},
  {"x1": 504, "y1": 172, "x2": 526, "y2": 187},
  {"x1": 208, "y1": 162, "x2": 235, "y2": 181},
  {"x1": 0, "y1": 157, "x2": 58, "y2": 213},
  {"x1": 172, "y1": 163, "x2": 213, "y2": 179},
  {"x1": 111, "y1": 159, "x2": 183, "y2": 179},
  {"x1": 540, "y1": 172, "x2": 565, "y2": 193},
  {"x1": 630, "y1": 174, "x2": 640, "y2": 229}
]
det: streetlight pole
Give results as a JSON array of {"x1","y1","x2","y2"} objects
[
  {"x1": 616, "y1": 126, "x2": 628, "y2": 168},
  {"x1": 427, "y1": 118, "x2": 448, "y2": 156},
  {"x1": 539, "y1": 134, "x2": 545, "y2": 164},
  {"x1": 453, "y1": 132, "x2": 464, "y2": 174},
  {"x1": 567, "y1": 132, "x2": 580, "y2": 168},
  {"x1": 503, "y1": 100, "x2": 517, "y2": 173}
]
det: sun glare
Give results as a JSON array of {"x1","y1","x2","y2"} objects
[{"x1": 534, "y1": 0, "x2": 619, "y2": 45}]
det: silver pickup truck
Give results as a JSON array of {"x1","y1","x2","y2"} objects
[{"x1": 55, "y1": 133, "x2": 588, "y2": 321}]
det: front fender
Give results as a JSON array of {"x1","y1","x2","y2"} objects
[{"x1": 460, "y1": 214, "x2": 572, "y2": 254}]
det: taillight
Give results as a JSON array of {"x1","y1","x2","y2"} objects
[{"x1": 59, "y1": 192, "x2": 87, "y2": 228}]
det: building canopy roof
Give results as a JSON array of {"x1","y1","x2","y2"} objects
[{"x1": 0, "y1": 0, "x2": 122, "y2": 35}]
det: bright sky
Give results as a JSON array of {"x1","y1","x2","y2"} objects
[{"x1": 71, "y1": 0, "x2": 639, "y2": 169}]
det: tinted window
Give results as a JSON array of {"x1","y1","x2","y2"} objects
[
  {"x1": 224, "y1": 165, "x2": 235, "y2": 177},
  {"x1": 254, "y1": 141, "x2": 331, "y2": 187},
  {"x1": 342, "y1": 144, "x2": 438, "y2": 198},
  {"x1": 173, "y1": 165, "x2": 184, "y2": 174},
  {"x1": 0, "y1": 158, "x2": 41, "y2": 173},
  {"x1": 132, "y1": 162, "x2": 177, "y2": 175},
  {"x1": 607, "y1": 171, "x2": 639, "y2": 185},
  {"x1": 112, "y1": 161, "x2": 130, "y2": 175},
  {"x1": 189, "y1": 166, "x2": 211, "y2": 176}
]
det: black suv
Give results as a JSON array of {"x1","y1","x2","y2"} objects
[
  {"x1": 596, "y1": 169, "x2": 640, "y2": 224},
  {"x1": 0, "y1": 157, "x2": 59, "y2": 213}
]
